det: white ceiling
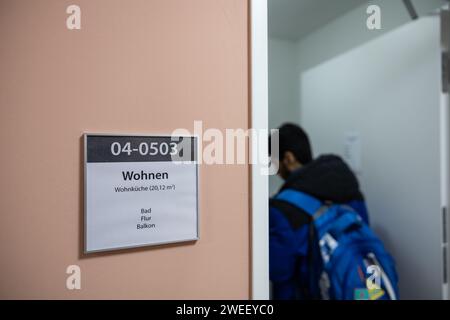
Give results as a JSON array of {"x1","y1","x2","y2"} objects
[{"x1": 268, "y1": 0, "x2": 366, "y2": 41}]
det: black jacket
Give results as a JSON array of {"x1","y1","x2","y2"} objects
[{"x1": 280, "y1": 154, "x2": 365, "y2": 203}]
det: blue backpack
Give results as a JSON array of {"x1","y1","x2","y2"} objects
[{"x1": 275, "y1": 189, "x2": 399, "y2": 300}]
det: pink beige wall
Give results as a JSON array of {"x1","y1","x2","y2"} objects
[{"x1": 0, "y1": 0, "x2": 250, "y2": 299}]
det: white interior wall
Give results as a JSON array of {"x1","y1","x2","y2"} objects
[
  {"x1": 301, "y1": 16, "x2": 442, "y2": 299},
  {"x1": 268, "y1": 38, "x2": 299, "y2": 129},
  {"x1": 296, "y1": 0, "x2": 446, "y2": 73},
  {"x1": 268, "y1": 37, "x2": 299, "y2": 195}
]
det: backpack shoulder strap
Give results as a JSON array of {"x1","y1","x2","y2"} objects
[
  {"x1": 275, "y1": 189, "x2": 323, "y2": 217},
  {"x1": 274, "y1": 189, "x2": 328, "y2": 300},
  {"x1": 269, "y1": 198, "x2": 311, "y2": 230}
]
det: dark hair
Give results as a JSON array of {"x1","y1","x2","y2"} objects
[{"x1": 269, "y1": 123, "x2": 313, "y2": 165}]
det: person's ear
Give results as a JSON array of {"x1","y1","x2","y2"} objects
[
  {"x1": 284, "y1": 151, "x2": 297, "y2": 166},
  {"x1": 282, "y1": 151, "x2": 302, "y2": 173}
]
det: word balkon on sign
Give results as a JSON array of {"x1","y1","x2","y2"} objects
[{"x1": 84, "y1": 134, "x2": 199, "y2": 253}]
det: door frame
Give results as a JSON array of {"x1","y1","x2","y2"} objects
[
  {"x1": 440, "y1": 6, "x2": 450, "y2": 300},
  {"x1": 249, "y1": 1, "x2": 450, "y2": 301},
  {"x1": 250, "y1": 0, "x2": 270, "y2": 300}
]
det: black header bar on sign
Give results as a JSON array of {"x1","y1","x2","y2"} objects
[{"x1": 86, "y1": 135, "x2": 197, "y2": 163}]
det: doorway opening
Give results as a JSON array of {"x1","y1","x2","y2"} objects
[{"x1": 264, "y1": 0, "x2": 450, "y2": 300}]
